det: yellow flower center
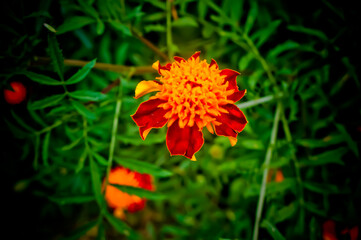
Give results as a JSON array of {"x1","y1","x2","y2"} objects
[{"x1": 154, "y1": 57, "x2": 235, "y2": 129}]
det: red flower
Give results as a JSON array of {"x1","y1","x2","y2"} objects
[
  {"x1": 3, "y1": 81, "x2": 27, "y2": 104},
  {"x1": 131, "y1": 52, "x2": 247, "y2": 160},
  {"x1": 104, "y1": 166, "x2": 154, "y2": 216}
]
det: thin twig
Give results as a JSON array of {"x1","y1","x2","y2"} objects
[
  {"x1": 31, "y1": 56, "x2": 155, "y2": 75},
  {"x1": 252, "y1": 102, "x2": 282, "y2": 240}
]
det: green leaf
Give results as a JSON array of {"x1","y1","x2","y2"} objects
[
  {"x1": 22, "y1": 71, "x2": 62, "y2": 85},
  {"x1": 29, "y1": 93, "x2": 66, "y2": 110},
  {"x1": 114, "y1": 157, "x2": 172, "y2": 178},
  {"x1": 111, "y1": 184, "x2": 167, "y2": 200},
  {"x1": 65, "y1": 59, "x2": 96, "y2": 84},
  {"x1": 299, "y1": 147, "x2": 347, "y2": 167},
  {"x1": 267, "y1": 178, "x2": 297, "y2": 195},
  {"x1": 260, "y1": 219, "x2": 286, "y2": 240},
  {"x1": 10, "y1": 110, "x2": 36, "y2": 132},
  {"x1": 103, "y1": 211, "x2": 136, "y2": 238},
  {"x1": 144, "y1": 24, "x2": 166, "y2": 33},
  {"x1": 239, "y1": 139, "x2": 264, "y2": 150},
  {"x1": 61, "y1": 137, "x2": 83, "y2": 151},
  {"x1": 172, "y1": 17, "x2": 198, "y2": 27},
  {"x1": 244, "y1": 1, "x2": 258, "y2": 34},
  {"x1": 71, "y1": 101, "x2": 97, "y2": 120},
  {"x1": 48, "y1": 34, "x2": 64, "y2": 80},
  {"x1": 117, "y1": 133, "x2": 166, "y2": 146},
  {"x1": 56, "y1": 16, "x2": 96, "y2": 34},
  {"x1": 43, "y1": 23, "x2": 56, "y2": 33},
  {"x1": 296, "y1": 135, "x2": 344, "y2": 148},
  {"x1": 48, "y1": 195, "x2": 95, "y2": 205},
  {"x1": 273, "y1": 202, "x2": 298, "y2": 223},
  {"x1": 61, "y1": 219, "x2": 99, "y2": 240},
  {"x1": 27, "y1": 105, "x2": 47, "y2": 127},
  {"x1": 335, "y1": 123, "x2": 359, "y2": 157},
  {"x1": 267, "y1": 40, "x2": 300, "y2": 59},
  {"x1": 303, "y1": 181, "x2": 341, "y2": 194},
  {"x1": 69, "y1": 90, "x2": 106, "y2": 101},
  {"x1": 92, "y1": 152, "x2": 109, "y2": 166},
  {"x1": 253, "y1": 19, "x2": 282, "y2": 48},
  {"x1": 89, "y1": 158, "x2": 104, "y2": 208},
  {"x1": 108, "y1": 21, "x2": 132, "y2": 36},
  {"x1": 304, "y1": 202, "x2": 326, "y2": 216},
  {"x1": 288, "y1": 25, "x2": 327, "y2": 41},
  {"x1": 42, "y1": 131, "x2": 51, "y2": 166}
]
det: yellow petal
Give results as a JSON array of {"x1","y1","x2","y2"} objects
[
  {"x1": 190, "y1": 155, "x2": 197, "y2": 161},
  {"x1": 205, "y1": 123, "x2": 214, "y2": 134},
  {"x1": 135, "y1": 80, "x2": 162, "y2": 99},
  {"x1": 142, "y1": 128, "x2": 152, "y2": 140},
  {"x1": 228, "y1": 137, "x2": 237, "y2": 146},
  {"x1": 152, "y1": 60, "x2": 160, "y2": 70}
]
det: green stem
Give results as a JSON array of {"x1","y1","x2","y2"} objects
[
  {"x1": 253, "y1": 102, "x2": 282, "y2": 240},
  {"x1": 280, "y1": 103, "x2": 305, "y2": 232},
  {"x1": 166, "y1": 0, "x2": 174, "y2": 59},
  {"x1": 236, "y1": 92, "x2": 283, "y2": 109},
  {"x1": 103, "y1": 79, "x2": 123, "y2": 192}
]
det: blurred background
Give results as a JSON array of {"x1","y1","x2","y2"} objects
[{"x1": 0, "y1": 0, "x2": 360, "y2": 239}]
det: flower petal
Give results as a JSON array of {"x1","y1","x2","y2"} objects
[
  {"x1": 134, "y1": 80, "x2": 162, "y2": 99},
  {"x1": 209, "y1": 59, "x2": 219, "y2": 69},
  {"x1": 174, "y1": 56, "x2": 186, "y2": 63},
  {"x1": 189, "y1": 51, "x2": 201, "y2": 61},
  {"x1": 166, "y1": 119, "x2": 204, "y2": 160},
  {"x1": 131, "y1": 99, "x2": 169, "y2": 140},
  {"x1": 214, "y1": 104, "x2": 247, "y2": 144},
  {"x1": 220, "y1": 69, "x2": 246, "y2": 102}
]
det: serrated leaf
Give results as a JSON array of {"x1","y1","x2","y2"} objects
[
  {"x1": 114, "y1": 157, "x2": 172, "y2": 178},
  {"x1": 288, "y1": 25, "x2": 327, "y2": 41},
  {"x1": 261, "y1": 219, "x2": 286, "y2": 240},
  {"x1": 29, "y1": 93, "x2": 66, "y2": 110},
  {"x1": 48, "y1": 34, "x2": 64, "y2": 80},
  {"x1": 111, "y1": 184, "x2": 167, "y2": 200},
  {"x1": 42, "y1": 131, "x2": 51, "y2": 166},
  {"x1": 71, "y1": 101, "x2": 97, "y2": 120},
  {"x1": 48, "y1": 195, "x2": 95, "y2": 205},
  {"x1": 22, "y1": 71, "x2": 62, "y2": 85},
  {"x1": 69, "y1": 90, "x2": 106, "y2": 101},
  {"x1": 172, "y1": 17, "x2": 198, "y2": 27},
  {"x1": 56, "y1": 16, "x2": 96, "y2": 35},
  {"x1": 65, "y1": 59, "x2": 96, "y2": 84}
]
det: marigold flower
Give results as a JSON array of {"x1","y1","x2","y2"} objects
[
  {"x1": 104, "y1": 166, "x2": 154, "y2": 215},
  {"x1": 131, "y1": 52, "x2": 247, "y2": 160}
]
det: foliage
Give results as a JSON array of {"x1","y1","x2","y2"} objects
[{"x1": 1, "y1": 0, "x2": 360, "y2": 239}]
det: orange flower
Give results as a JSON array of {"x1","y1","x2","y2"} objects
[
  {"x1": 131, "y1": 52, "x2": 247, "y2": 160},
  {"x1": 104, "y1": 167, "x2": 154, "y2": 214}
]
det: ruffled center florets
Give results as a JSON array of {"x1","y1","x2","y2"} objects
[{"x1": 154, "y1": 57, "x2": 234, "y2": 129}]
